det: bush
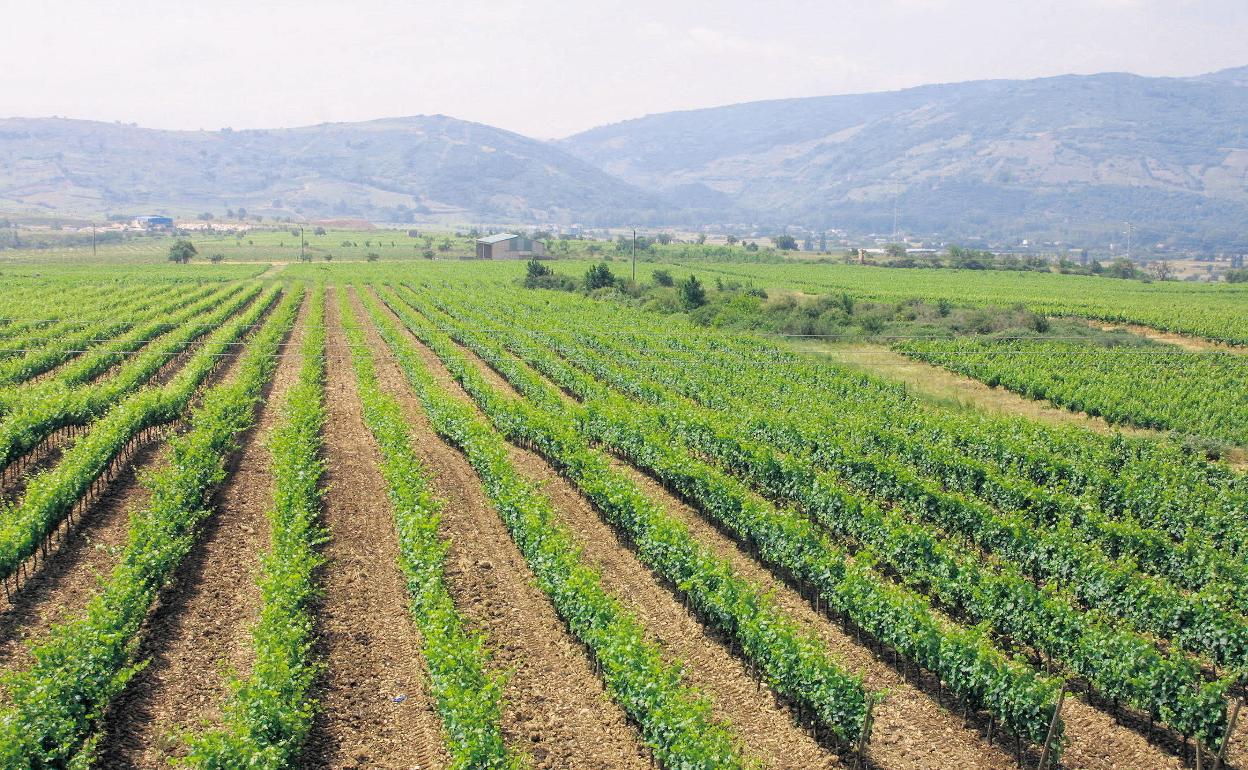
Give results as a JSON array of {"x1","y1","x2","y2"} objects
[
  {"x1": 526, "y1": 258, "x2": 552, "y2": 279},
  {"x1": 208, "y1": 253, "x2": 224, "y2": 263},
  {"x1": 679, "y1": 275, "x2": 707, "y2": 309},
  {"x1": 584, "y1": 263, "x2": 615, "y2": 290},
  {"x1": 366, "y1": 252, "x2": 380, "y2": 262},
  {"x1": 1226, "y1": 268, "x2": 1248, "y2": 283},
  {"x1": 652, "y1": 269, "x2": 674, "y2": 287}
]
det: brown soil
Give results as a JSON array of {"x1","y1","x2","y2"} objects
[
  {"x1": 0, "y1": 293, "x2": 277, "y2": 687},
  {"x1": 614, "y1": 457, "x2": 1190, "y2": 770},
  {"x1": 300, "y1": 287, "x2": 448, "y2": 770},
  {"x1": 425, "y1": 300, "x2": 1194, "y2": 770},
  {"x1": 380, "y1": 298, "x2": 837, "y2": 768},
  {"x1": 0, "y1": 437, "x2": 172, "y2": 687},
  {"x1": 352, "y1": 288, "x2": 653, "y2": 770},
  {"x1": 0, "y1": 426, "x2": 77, "y2": 506},
  {"x1": 93, "y1": 293, "x2": 308, "y2": 768},
  {"x1": 509, "y1": 442, "x2": 838, "y2": 767},
  {"x1": 422, "y1": 322, "x2": 1005, "y2": 770}
]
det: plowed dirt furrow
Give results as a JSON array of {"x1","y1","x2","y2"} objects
[
  {"x1": 0, "y1": 425, "x2": 77, "y2": 505},
  {"x1": 352, "y1": 288, "x2": 653, "y2": 770},
  {"x1": 0, "y1": 296, "x2": 278, "y2": 683},
  {"x1": 0, "y1": 438, "x2": 172, "y2": 682},
  {"x1": 93, "y1": 294, "x2": 309, "y2": 768},
  {"x1": 300, "y1": 287, "x2": 447, "y2": 770},
  {"x1": 386, "y1": 305, "x2": 844, "y2": 767},
  {"x1": 455, "y1": 309, "x2": 1198, "y2": 770}
]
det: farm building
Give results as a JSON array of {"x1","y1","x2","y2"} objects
[
  {"x1": 475, "y1": 233, "x2": 546, "y2": 259},
  {"x1": 132, "y1": 215, "x2": 174, "y2": 230}
]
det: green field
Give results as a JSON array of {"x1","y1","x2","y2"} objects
[{"x1": 0, "y1": 249, "x2": 1244, "y2": 770}]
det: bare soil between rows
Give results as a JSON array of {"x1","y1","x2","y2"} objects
[
  {"x1": 300, "y1": 287, "x2": 448, "y2": 770},
  {"x1": 94, "y1": 293, "x2": 308, "y2": 768},
  {"x1": 406, "y1": 291, "x2": 1203, "y2": 770},
  {"x1": 351, "y1": 287, "x2": 654, "y2": 770}
]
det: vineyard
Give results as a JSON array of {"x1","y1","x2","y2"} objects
[{"x1": 0, "y1": 257, "x2": 1244, "y2": 770}]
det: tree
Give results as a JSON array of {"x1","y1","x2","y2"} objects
[
  {"x1": 773, "y1": 234, "x2": 799, "y2": 251},
  {"x1": 437, "y1": 239, "x2": 452, "y2": 252},
  {"x1": 1225, "y1": 268, "x2": 1248, "y2": 283},
  {"x1": 679, "y1": 275, "x2": 707, "y2": 309},
  {"x1": 314, "y1": 226, "x2": 327, "y2": 236},
  {"x1": 886, "y1": 243, "x2": 907, "y2": 259},
  {"x1": 745, "y1": 241, "x2": 759, "y2": 252},
  {"x1": 1152, "y1": 259, "x2": 1173, "y2": 281},
  {"x1": 526, "y1": 258, "x2": 552, "y2": 279},
  {"x1": 168, "y1": 239, "x2": 197, "y2": 264},
  {"x1": 584, "y1": 263, "x2": 615, "y2": 290},
  {"x1": 366, "y1": 252, "x2": 380, "y2": 262},
  {"x1": 657, "y1": 232, "x2": 673, "y2": 245},
  {"x1": 208, "y1": 253, "x2": 224, "y2": 263},
  {"x1": 696, "y1": 233, "x2": 707, "y2": 245}
]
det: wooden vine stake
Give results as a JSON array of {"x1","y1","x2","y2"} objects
[
  {"x1": 1213, "y1": 698, "x2": 1241, "y2": 770},
  {"x1": 854, "y1": 694, "x2": 876, "y2": 770},
  {"x1": 1036, "y1": 685, "x2": 1066, "y2": 770}
]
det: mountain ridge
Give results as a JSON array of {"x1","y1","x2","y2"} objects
[
  {"x1": 559, "y1": 66, "x2": 1248, "y2": 248},
  {"x1": 0, "y1": 114, "x2": 667, "y2": 225},
  {"x1": 2, "y1": 65, "x2": 1247, "y2": 247}
]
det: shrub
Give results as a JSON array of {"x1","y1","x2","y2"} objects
[
  {"x1": 526, "y1": 258, "x2": 552, "y2": 279},
  {"x1": 652, "y1": 269, "x2": 674, "y2": 287},
  {"x1": 679, "y1": 275, "x2": 707, "y2": 309},
  {"x1": 584, "y1": 263, "x2": 615, "y2": 290}
]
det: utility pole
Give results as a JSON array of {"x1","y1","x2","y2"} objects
[
  {"x1": 299, "y1": 225, "x2": 305, "y2": 262},
  {"x1": 892, "y1": 180, "x2": 900, "y2": 244},
  {"x1": 632, "y1": 228, "x2": 637, "y2": 283},
  {"x1": 1125, "y1": 221, "x2": 1133, "y2": 262}
]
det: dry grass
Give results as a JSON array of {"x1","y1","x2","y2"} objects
[{"x1": 789, "y1": 340, "x2": 1248, "y2": 470}]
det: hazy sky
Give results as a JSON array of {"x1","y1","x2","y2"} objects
[{"x1": 3, "y1": 0, "x2": 1246, "y2": 138}]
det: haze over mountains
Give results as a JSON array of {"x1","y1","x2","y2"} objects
[{"x1": 2, "y1": 66, "x2": 1247, "y2": 248}]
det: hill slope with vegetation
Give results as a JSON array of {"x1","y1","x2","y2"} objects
[{"x1": 562, "y1": 68, "x2": 1248, "y2": 248}]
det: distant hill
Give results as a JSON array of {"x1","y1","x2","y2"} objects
[
  {"x1": 561, "y1": 68, "x2": 1248, "y2": 248},
  {"x1": 4, "y1": 67, "x2": 1248, "y2": 247},
  {"x1": 0, "y1": 116, "x2": 664, "y2": 225}
]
